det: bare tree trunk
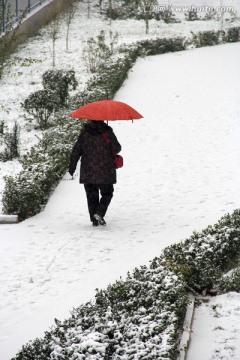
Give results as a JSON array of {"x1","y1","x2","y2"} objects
[
  {"x1": 65, "y1": 3, "x2": 77, "y2": 51},
  {"x1": 108, "y1": 0, "x2": 112, "y2": 25},
  {"x1": 87, "y1": 0, "x2": 90, "y2": 18},
  {"x1": 49, "y1": 18, "x2": 59, "y2": 68},
  {"x1": 145, "y1": 16, "x2": 149, "y2": 34}
]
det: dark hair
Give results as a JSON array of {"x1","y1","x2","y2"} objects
[{"x1": 83, "y1": 120, "x2": 106, "y2": 135}]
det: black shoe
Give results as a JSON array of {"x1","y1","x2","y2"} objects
[
  {"x1": 94, "y1": 214, "x2": 106, "y2": 226},
  {"x1": 92, "y1": 219, "x2": 99, "y2": 227}
]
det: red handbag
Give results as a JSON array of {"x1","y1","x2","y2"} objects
[{"x1": 101, "y1": 132, "x2": 123, "y2": 169}]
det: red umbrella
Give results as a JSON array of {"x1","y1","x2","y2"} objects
[{"x1": 70, "y1": 99, "x2": 143, "y2": 121}]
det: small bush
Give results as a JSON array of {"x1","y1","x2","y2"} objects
[
  {"x1": 0, "y1": 119, "x2": 5, "y2": 134},
  {"x1": 203, "y1": 10, "x2": 217, "y2": 21},
  {"x1": 42, "y1": 69, "x2": 78, "y2": 106},
  {"x1": 82, "y1": 31, "x2": 118, "y2": 73},
  {"x1": 225, "y1": 27, "x2": 240, "y2": 42},
  {"x1": 185, "y1": 10, "x2": 199, "y2": 21},
  {"x1": 0, "y1": 121, "x2": 20, "y2": 161},
  {"x1": 22, "y1": 89, "x2": 61, "y2": 129},
  {"x1": 22, "y1": 70, "x2": 78, "y2": 129},
  {"x1": 160, "y1": 9, "x2": 179, "y2": 23}
]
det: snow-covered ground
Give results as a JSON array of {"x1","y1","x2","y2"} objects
[
  {"x1": 187, "y1": 293, "x2": 240, "y2": 360},
  {"x1": 1, "y1": 0, "x2": 240, "y2": 205},
  {"x1": 1, "y1": 1, "x2": 240, "y2": 359},
  {"x1": 0, "y1": 41, "x2": 240, "y2": 360}
]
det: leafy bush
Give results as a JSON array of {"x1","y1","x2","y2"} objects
[
  {"x1": 2, "y1": 118, "x2": 82, "y2": 220},
  {"x1": 225, "y1": 27, "x2": 240, "y2": 42},
  {"x1": 22, "y1": 70, "x2": 78, "y2": 129},
  {"x1": 0, "y1": 121, "x2": 20, "y2": 161},
  {"x1": 162, "y1": 209, "x2": 240, "y2": 292},
  {"x1": 185, "y1": 10, "x2": 199, "y2": 21},
  {"x1": 159, "y1": 9, "x2": 179, "y2": 24},
  {"x1": 0, "y1": 119, "x2": 5, "y2": 134},
  {"x1": 135, "y1": 36, "x2": 185, "y2": 56},
  {"x1": 187, "y1": 30, "x2": 218, "y2": 48},
  {"x1": 218, "y1": 267, "x2": 240, "y2": 292},
  {"x1": 42, "y1": 70, "x2": 78, "y2": 106},
  {"x1": 101, "y1": 0, "x2": 146, "y2": 20},
  {"x1": 71, "y1": 52, "x2": 137, "y2": 109},
  {"x1": 22, "y1": 89, "x2": 61, "y2": 129},
  {"x1": 203, "y1": 10, "x2": 217, "y2": 21},
  {"x1": 82, "y1": 31, "x2": 119, "y2": 73}
]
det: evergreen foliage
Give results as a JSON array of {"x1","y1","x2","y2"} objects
[
  {"x1": 82, "y1": 30, "x2": 119, "y2": 73},
  {"x1": 0, "y1": 121, "x2": 20, "y2": 161},
  {"x1": 162, "y1": 210, "x2": 240, "y2": 292},
  {"x1": 2, "y1": 117, "x2": 82, "y2": 220},
  {"x1": 22, "y1": 89, "x2": 61, "y2": 129},
  {"x1": 0, "y1": 120, "x2": 5, "y2": 134},
  {"x1": 42, "y1": 70, "x2": 78, "y2": 106},
  {"x1": 22, "y1": 70, "x2": 78, "y2": 128}
]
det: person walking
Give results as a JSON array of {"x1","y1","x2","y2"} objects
[{"x1": 69, "y1": 120, "x2": 121, "y2": 226}]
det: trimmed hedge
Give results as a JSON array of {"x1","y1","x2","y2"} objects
[
  {"x1": 161, "y1": 209, "x2": 240, "y2": 292},
  {"x1": 11, "y1": 209, "x2": 240, "y2": 359},
  {"x1": 2, "y1": 26, "x2": 240, "y2": 219},
  {"x1": 13, "y1": 266, "x2": 187, "y2": 359},
  {"x1": 2, "y1": 117, "x2": 82, "y2": 220}
]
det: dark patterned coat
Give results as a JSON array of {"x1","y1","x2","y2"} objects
[{"x1": 69, "y1": 121, "x2": 121, "y2": 184}]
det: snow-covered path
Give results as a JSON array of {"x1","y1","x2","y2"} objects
[
  {"x1": 1, "y1": 42, "x2": 240, "y2": 359},
  {"x1": 187, "y1": 293, "x2": 240, "y2": 360}
]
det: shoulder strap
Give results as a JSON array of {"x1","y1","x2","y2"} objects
[
  {"x1": 101, "y1": 132, "x2": 117, "y2": 160},
  {"x1": 101, "y1": 132, "x2": 110, "y2": 144}
]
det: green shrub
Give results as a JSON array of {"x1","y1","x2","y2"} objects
[
  {"x1": 12, "y1": 261, "x2": 187, "y2": 359},
  {"x1": 2, "y1": 119, "x2": 82, "y2": 220},
  {"x1": 218, "y1": 267, "x2": 240, "y2": 292},
  {"x1": 0, "y1": 121, "x2": 20, "y2": 161},
  {"x1": 135, "y1": 36, "x2": 185, "y2": 56},
  {"x1": 160, "y1": 9, "x2": 179, "y2": 23},
  {"x1": 185, "y1": 10, "x2": 199, "y2": 21},
  {"x1": 70, "y1": 52, "x2": 137, "y2": 108},
  {"x1": 225, "y1": 27, "x2": 240, "y2": 42},
  {"x1": 162, "y1": 210, "x2": 240, "y2": 291},
  {"x1": 188, "y1": 30, "x2": 223, "y2": 48},
  {"x1": 42, "y1": 69, "x2": 78, "y2": 106},
  {"x1": 82, "y1": 31, "x2": 113, "y2": 73},
  {"x1": 0, "y1": 120, "x2": 5, "y2": 134},
  {"x1": 22, "y1": 89, "x2": 61, "y2": 129},
  {"x1": 22, "y1": 70, "x2": 78, "y2": 129}
]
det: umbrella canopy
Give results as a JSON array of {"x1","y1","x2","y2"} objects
[{"x1": 70, "y1": 99, "x2": 143, "y2": 121}]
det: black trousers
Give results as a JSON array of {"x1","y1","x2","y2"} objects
[{"x1": 84, "y1": 184, "x2": 114, "y2": 222}]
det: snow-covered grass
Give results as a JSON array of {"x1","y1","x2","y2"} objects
[{"x1": 1, "y1": 0, "x2": 240, "y2": 359}]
